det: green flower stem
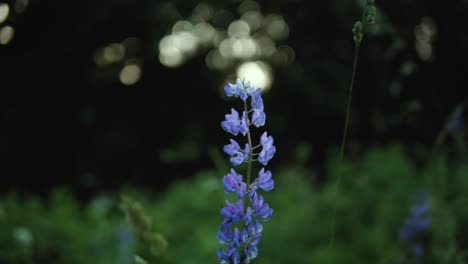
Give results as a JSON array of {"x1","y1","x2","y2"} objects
[
  {"x1": 327, "y1": 40, "x2": 360, "y2": 263},
  {"x1": 327, "y1": 3, "x2": 372, "y2": 262},
  {"x1": 244, "y1": 100, "x2": 254, "y2": 187}
]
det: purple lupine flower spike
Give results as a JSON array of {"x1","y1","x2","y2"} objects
[{"x1": 218, "y1": 78, "x2": 276, "y2": 263}]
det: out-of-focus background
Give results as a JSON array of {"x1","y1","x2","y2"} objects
[{"x1": 1, "y1": 0, "x2": 468, "y2": 263}]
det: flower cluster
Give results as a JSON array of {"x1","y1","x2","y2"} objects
[
  {"x1": 399, "y1": 193, "x2": 430, "y2": 262},
  {"x1": 217, "y1": 79, "x2": 276, "y2": 263}
]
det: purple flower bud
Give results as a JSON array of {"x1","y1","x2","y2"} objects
[
  {"x1": 250, "y1": 88, "x2": 264, "y2": 110},
  {"x1": 236, "y1": 182, "x2": 246, "y2": 199},
  {"x1": 260, "y1": 132, "x2": 274, "y2": 148},
  {"x1": 221, "y1": 109, "x2": 241, "y2": 135},
  {"x1": 247, "y1": 220, "x2": 263, "y2": 236},
  {"x1": 258, "y1": 146, "x2": 276, "y2": 165},
  {"x1": 252, "y1": 109, "x2": 266, "y2": 127},
  {"x1": 245, "y1": 82, "x2": 255, "y2": 95},
  {"x1": 222, "y1": 169, "x2": 243, "y2": 194},
  {"x1": 231, "y1": 251, "x2": 241, "y2": 264},
  {"x1": 224, "y1": 83, "x2": 239, "y2": 97},
  {"x1": 236, "y1": 79, "x2": 248, "y2": 101},
  {"x1": 249, "y1": 233, "x2": 261, "y2": 246},
  {"x1": 222, "y1": 177, "x2": 237, "y2": 193},
  {"x1": 217, "y1": 246, "x2": 236, "y2": 263},
  {"x1": 217, "y1": 228, "x2": 233, "y2": 244},
  {"x1": 252, "y1": 195, "x2": 273, "y2": 220},
  {"x1": 230, "y1": 152, "x2": 245, "y2": 166},
  {"x1": 240, "y1": 229, "x2": 249, "y2": 243},
  {"x1": 245, "y1": 245, "x2": 258, "y2": 261},
  {"x1": 248, "y1": 184, "x2": 258, "y2": 200},
  {"x1": 257, "y1": 133, "x2": 276, "y2": 165},
  {"x1": 243, "y1": 207, "x2": 252, "y2": 225},
  {"x1": 223, "y1": 139, "x2": 240, "y2": 156},
  {"x1": 220, "y1": 200, "x2": 244, "y2": 223},
  {"x1": 232, "y1": 228, "x2": 241, "y2": 248},
  {"x1": 257, "y1": 168, "x2": 274, "y2": 191},
  {"x1": 220, "y1": 218, "x2": 232, "y2": 228},
  {"x1": 224, "y1": 141, "x2": 250, "y2": 166}
]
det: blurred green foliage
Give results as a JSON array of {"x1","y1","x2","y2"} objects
[{"x1": 1, "y1": 145, "x2": 468, "y2": 264}]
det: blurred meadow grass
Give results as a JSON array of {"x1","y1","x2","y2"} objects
[{"x1": 1, "y1": 144, "x2": 468, "y2": 263}]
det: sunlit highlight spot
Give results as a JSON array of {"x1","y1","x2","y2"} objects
[
  {"x1": 159, "y1": 31, "x2": 199, "y2": 67},
  {"x1": 228, "y1": 20, "x2": 250, "y2": 38},
  {"x1": 236, "y1": 61, "x2": 272, "y2": 91},
  {"x1": 232, "y1": 38, "x2": 257, "y2": 59},
  {"x1": 264, "y1": 14, "x2": 289, "y2": 40},
  {"x1": 193, "y1": 22, "x2": 215, "y2": 45},
  {"x1": 159, "y1": 45, "x2": 184, "y2": 67},
  {"x1": 219, "y1": 37, "x2": 235, "y2": 58},
  {"x1": 104, "y1": 43, "x2": 125, "y2": 63},
  {"x1": 219, "y1": 36, "x2": 260, "y2": 60},
  {"x1": 0, "y1": 4, "x2": 9, "y2": 24},
  {"x1": 0, "y1": 26, "x2": 14, "y2": 45},
  {"x1": 158, "y1": 2, "x2": 294, "y2": 71},
  {"x1": 212, "y1": 30, "x2": 227, "y2": 47},
  {"x1": 176, "y1": 32, "x2": 198, "y2": 54},
  {"x1": 119, "y1": 63, "x2": 142, "y2": 85},
  {"x1": 172, "y1": 20, "x2": 193, "y2": 33},
  {"x1": 241, "y1": 11, "x2": 263, "y2": 31},
  {"x1": 94, "y1": 41, "x2": 129, "y2": 66}
]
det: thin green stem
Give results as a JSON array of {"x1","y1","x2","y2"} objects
[
  {"x1": 327, "y1": 33, "x2": 362, "y2": 264},
  {"x1": 327, "y1": 2, "x2": 374, "y2": 262},
  {"x1": 244, "y1": 100, "x2": 254, "y2": 187}
]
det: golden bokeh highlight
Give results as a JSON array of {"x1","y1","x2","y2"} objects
[
  {"x1": 0, "y1": 25, "x2": 14, "y2": 45},
  {"x1": 236, "y1": 61, "x2": 272, "y2": 91},
  {"x1": 0, "y1": 4, "x2": 9, "y2": 24},
  {"x1": 119, "y1": 63, "x2": 142, "y2": 86}
]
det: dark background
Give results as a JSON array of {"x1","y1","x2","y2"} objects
[{"x1": 1, "y1": 0, "x2": 467, "y2": 199}]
